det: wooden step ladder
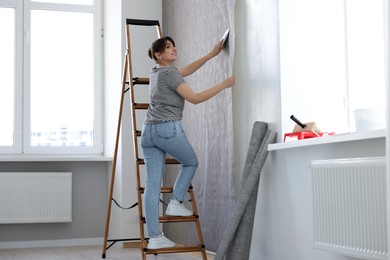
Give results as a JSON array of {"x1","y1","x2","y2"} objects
[{"x1": 102, "y1": 18, "x2": 207, "y2": 260}]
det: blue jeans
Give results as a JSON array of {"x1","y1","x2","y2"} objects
[{"x1": 140, "y1": 120, "x2": 198, "y2": 237}]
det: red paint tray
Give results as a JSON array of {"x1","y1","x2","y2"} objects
[{"x1": 284, "y1": 131, "x2": 335, "y2": 142}]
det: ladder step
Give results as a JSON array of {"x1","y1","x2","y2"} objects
[
  {"x1": 133, "y1": 103, "x2": 149, "y2": 109},
  {"x1": 125, "y1": 78, "x2": 149, "y2": 86},
  {"x1": 160, "y1": 215, "x2": 199, "y2": 223},
  {"x1": 133, "y1": 77, "x2": 149, "y2": 85},
  {"x1": 137, "y1": 158, "x2": 179, "y2": 164},
  {"x1": 141, "y1": 215, "x2": 199, "y2": 224},
  {"x1": 139, "y1": 186, "x2": 193, "y2": 194},
  {"x1": 144, "y1": 245, "x2": 205, "y2": 255}
]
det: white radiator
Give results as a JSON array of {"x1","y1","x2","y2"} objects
[
  {"x1": 0, "y1": 172, "x2": 72, "y2": 224},
  {"x1": 311, "y1": 157, "x2": 387, "y2": 260}
]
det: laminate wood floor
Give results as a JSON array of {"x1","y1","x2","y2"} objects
[{"x1": 0, "y1": 245, "x2": 214, "y2": 260}]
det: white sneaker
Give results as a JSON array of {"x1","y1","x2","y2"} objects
[
  {"x1": 166, "y1": 199, "x2": 193, "y2": 216},
  {"x1": 147, "y1": 233, "x2": 175, "y2": 249}
]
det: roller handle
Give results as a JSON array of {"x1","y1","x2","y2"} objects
[{"x1": 290, "y1": 115, "x2": 307, "y2": 129}]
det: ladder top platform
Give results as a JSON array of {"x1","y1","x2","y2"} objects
[{"x1": 126, "y1": 19, "x2": 160, "y2": 26}]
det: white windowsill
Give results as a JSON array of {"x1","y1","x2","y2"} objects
[
  {"x1": 268, "y1": 129, "x2": 386, "y2": 151},
  {"x1": 0, "y1": 154, "x2": 112, "y2": 162}
]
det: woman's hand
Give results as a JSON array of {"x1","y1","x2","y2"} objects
[
  {"x1": 209, "y1": 40, "x2": 225, "y2": 58},
  {"x1": 222, "y1": 76, "x2": 235, "y2": 89}
]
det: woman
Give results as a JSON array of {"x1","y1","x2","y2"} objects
[{"x1": 141, "y1": 36, "x2": 235, "y2": 249}]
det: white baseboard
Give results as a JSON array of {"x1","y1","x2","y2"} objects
[{"x1": 0, "y1": 237, "x2": 112, "y2": 249}]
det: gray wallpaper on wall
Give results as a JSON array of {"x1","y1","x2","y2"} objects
[{"x1": 162, "y1": 0, "x2": 236, "y2": 252}]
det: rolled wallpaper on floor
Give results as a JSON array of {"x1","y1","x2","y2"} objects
[
  {"x1": 215, "y1": 122, "x2": 277, "y2": 260},
  {"x1": 162, "y1": 0, "x2": 236, "y2": 252}
]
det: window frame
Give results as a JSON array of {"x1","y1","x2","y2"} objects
[{"x1": 0, "y1": 0, "x2": 103, "y2": 155}]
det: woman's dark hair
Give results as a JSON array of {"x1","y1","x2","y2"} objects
[{"x1": 148, "y1": 36, "x2": 175, "y2": 62}]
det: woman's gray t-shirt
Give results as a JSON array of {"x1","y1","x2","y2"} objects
[{"x1": 144, "y1": 66, "x2": 186, "y2": 124}]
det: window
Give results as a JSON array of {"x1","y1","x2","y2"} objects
[
  {"x1": 280, "y1": 0, "x2": 386, "y2": 135},
  {"x1": 0, "y1": 0, "x2": 103, "y2": 154},
  {"x1": 345, "y1": 0, "x2": 386, "y2": 124},
  {"x1": 0, "y1": 6, "x2": 15, "y2": 147}
]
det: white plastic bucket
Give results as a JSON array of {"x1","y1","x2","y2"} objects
[{"x1": 353, "y1": 108, "x2": 385, "y2": 132}]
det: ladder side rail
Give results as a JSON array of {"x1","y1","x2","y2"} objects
[
  {"x1": 102, "y1": 53, "x2": 129, "y2": 258},
  {"x1": 189, "y1": 189, "x2": 207, "y2": 259},
  {"x1": 125, "y1": 23, "x2": 148, "y2": 252},
  {"x1": 156, "y1": 25, "x2": 162, "y2": 39},
  {"x1": 125, "y1": 24, "x2": 142, "y2": 176}
]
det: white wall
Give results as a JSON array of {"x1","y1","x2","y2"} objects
[
  {"x1": 232, "y1": 0, "x2": 389, "y2": 259},
  {"x1": 103, "y1": 0, "x2": 162, "y2": 240},
  {"x1": 250, "y1": 138, "x2": 385, "y2": 260},
  {"x1": 233, "y1": 0, "x2": 281, "y2": 188},
  {"x1": 102, "y1": 1, "x2": 390, "y2": 259},
  {"x1": 385, "y1": 1, "x2": 390, "y2": 259}
]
